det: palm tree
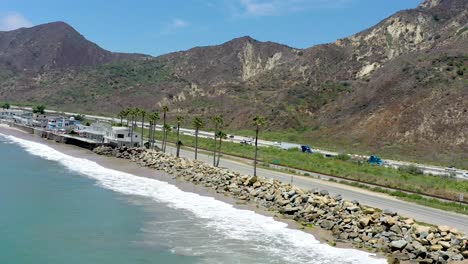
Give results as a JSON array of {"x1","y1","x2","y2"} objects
[
  {"x1": 124, "y1": 108, "x2": 130, "y2": 126},
  {"x1": 161, "y1": 105, "x2": 169, "y2": 152},
  {"x1": 129, "y1": 108, "x2": 140, "y2": 145},
  {"x1": 139, "y1": 109, "x2": 147, "y2": 147},
  {"x1": 211, "y1": 115, "x2": 224, "y2": 166},
  {"x1": 148, "y1": 112, "x2": 160, "y2": 148},
  {"x1": 253, "y1": 115, "x2": 266, "y2": 176},
  {"x1": 128, "y1": 108, "x2": 137, "y2": 144},
  {"x1": 117, "y1": 110, "x2": 126, "y2": 126},
  {"x1": 192, "y1": 117, "x2": 204, "y2": 160},
  {"x1": 148, "y1": 116, "x2": 154, "y2": 148},
  {"x1": 163, "y1": 123, "x2": 171, "y2": 152},
  {"x1": 175, "y1": 115, "x2": 184, "y2": 157},
  {"x1": 216, "y1": 130, "x2": 227, "y2": 167}
]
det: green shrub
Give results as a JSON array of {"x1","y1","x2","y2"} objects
[
  {"x1": 398, "y1": 165, "x2": 423, "y2": 175},
  {"x1": 335, "y1": 153, "x2": 351, "y2": 161},
  {"x1": 32, "y1": 104, "x2": 46, "y2": 114}
]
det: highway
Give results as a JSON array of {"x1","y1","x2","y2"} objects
[
  {"x1": 163, "y1": 143, "x2": 468, "y2": 233},
  {"x1": 11, "y1": 105, "x2": 468, "y2": 179}
]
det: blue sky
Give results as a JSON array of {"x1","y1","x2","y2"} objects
[{"x1": 1, "y1": 0, "x2": 422, "y2": 56}]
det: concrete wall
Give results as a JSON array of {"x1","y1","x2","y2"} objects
[
  {"x1": 33, "y1": 128, "x2": 48, "y2": 138},
  {"x1": 11, "y1": 123, "x2": 34, "y2": 134}
]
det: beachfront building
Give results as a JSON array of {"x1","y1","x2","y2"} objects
[
  {"x1": 47, "y1": 116, "x2": 81, "y2": 132},
  {"x1": 32, "y1": 114, "x2": 50, "y2": 128},
  {"x1": 0, "y1": 109, "x2": 29, "y2": 122},
  {"x1": 12, "y1": 112, "x2": 34, "y2": 126},
  {"x1": 80, "y1": 122, "x2": 111, "y2": 143},
  {"x1": 105, "y1": 126, "x2": 141, "y2": 147},
  {"x1": 0, "y1": 110, "x2": 36, "y2": 126}
]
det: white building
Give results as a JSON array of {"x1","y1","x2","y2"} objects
[
  {"x1": 80, "y1": 122, "x2": 112, "y2": 142},
  {"x1": 47, "y1": 116, "x2": 81, "y2": 132},
  {"x1": 105, "y1": 126, "x2": 140, "y2": 147}
]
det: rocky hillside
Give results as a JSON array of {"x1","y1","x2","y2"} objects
[
  {"x1": 0, "y1": 21, "x2": 145, "y2": 73},
  {"x1": 0, "y1": 0, "x2": 467, "y2": 166}
]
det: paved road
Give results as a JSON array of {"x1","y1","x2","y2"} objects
[{"x1": 162, "y1": 144, "x2": 468, "y2": 233}]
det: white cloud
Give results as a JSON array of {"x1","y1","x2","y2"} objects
[
  {"x1": 0, "y1": 12, "x2": 33, "y2": 31},
  {"x1": 157, "y1": 18, "x2": 189, "y2": 36},
  {"x1": 236, "y1": 0, "x2": 350, "y2": 16},
  {"x1": 240, "y1": 0, "x2": 276, "y2": 16},
  {"x1": 172, "y1": 18, "x2": 188, "y2": 28}
]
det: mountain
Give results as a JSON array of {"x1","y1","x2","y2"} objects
[
  {"x1": 0, "y1": 0, "x2": 467, "y2": 167},
  {"x1": 0, "y1": 21, "x2": 146, "y2": 73}
]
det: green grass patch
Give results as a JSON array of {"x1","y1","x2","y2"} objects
[
  {"x1": 138, "y1": 125, "x2": 468, "y2": 203},
  {"x1": 333, "y1": 180, "x2": 468, "y2": 215}
]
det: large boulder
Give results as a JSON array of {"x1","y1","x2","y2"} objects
[
  {"x1": 281, "y1": 204, "x2": 301, "y2": 214},
  {"x1": 414, "y1": 225, "x2": 431, "y2": 236},
  {"x1": 391, "y1": 240, "x2": 408, "y2": 250},
  {"x1": 244, "y1": 176, "x2": 258, "y2": 186},
  {"x1": 438, "y1": 225, "x2": 451, "y2": 233},
  {"x1": 359, "y1": 216, "x2": 371, "y2": 228}
]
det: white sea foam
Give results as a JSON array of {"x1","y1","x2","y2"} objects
[{"x1": 2, "y1": 133, "x2": 386, "y2": 264}]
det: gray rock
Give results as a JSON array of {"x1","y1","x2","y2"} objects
[
  {"x1": 346, "y1": 205, "x2": 360, "y2": 212},
  {"x1": 390, "y1": 240, "x2": 408, "y2": 250},
  {"x1": 333, "y1": 194, "x2": 342, "y2": 201},
  {"x1": 319, "y1": 190, "x2": 329, "y2": 196},
  {"x1": 281, "y1": 205, "x2": 301, "y2": 214},
  {"x1": 339, "y1": 232, "x2": 349, "y2": 239},
  {"x1": 319, "y1": 220, "x2": 335, "y2": 230},
  {"x1": 390, "y1": 224, "x2": 402, "y2": 234},
  {"x1": 451, "y1": 254, "x2": 463, "y2": 261},
  {"x1": 420, "y1": 231, "x2": 429, "y2": 239}
]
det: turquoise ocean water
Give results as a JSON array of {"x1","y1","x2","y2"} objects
[{"x1": 0, "y1": 133, "x2": 385, "y2": 264}]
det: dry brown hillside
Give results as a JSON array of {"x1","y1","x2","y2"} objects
[{"x1": 0, "y1": 0, "x2": 466, "y2": 166}]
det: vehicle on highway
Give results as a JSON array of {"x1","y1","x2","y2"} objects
[
  {"x1": 240, "y1": 139, "x2": 252, "y2": 145},
  {"x1": 462, "y1": 172, "x2": 468, "y2": 179},
  {"x1": 446, "y1": 166, "x2": 457, "y2": 172},
  {"x1": 301, "y1": 145, "x2": 313, "y2": 154},
  {"x1": 368, "y1": 155, "x2": 384, "y2": 166}
]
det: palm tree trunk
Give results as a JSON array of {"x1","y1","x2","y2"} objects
[
  {"x1": 216, "y1": 137, "x2": 222, "y2": 167},
  {"x1": 149, "y1": 123, "x2": 153, "y2": 148},
  {"x1": 141, "y1": 114, "x2": 145, "y2": 147},
  {"x1": 176, "y1": 123, "x2": 180, "y2": 157},
  {"x1": 163, "y1": 129, "x2": 168, "y2": 152},
  {"x1": 130, "y1": 117, "x2": 134, "y2": 144},
  {"x1": 148, "y1": 122, "x2": 153, "y2": 148},
  {"x1": 151, "y1": 122, "x2": 156, "y2": 148},
  {"x1": 213, "y1": 124, "x2": 217, "y2": 166},
  {"x1": 162, "y1": 113, "x2": 166, "y2": 152},
  {"x1": 254, "y1": 126, "x2": 259, "y2": 176},
  {"x1": 195, "y1": 129, "x2": 199, "y2": 160},
  {"x1": 163, "y1": 131, "x2": 165, "y2": 151}
]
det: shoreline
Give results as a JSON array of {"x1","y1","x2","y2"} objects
[
  {"x1": 0, "y1": 125, "x2": 381, "y2": 260},
  {"x1": 2, "y1": 124, "x2": 467, "y2": 263}
]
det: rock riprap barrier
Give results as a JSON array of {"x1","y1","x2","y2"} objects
[{"x1": 94, "y1": 146, "x2": 468, "y2": 263}]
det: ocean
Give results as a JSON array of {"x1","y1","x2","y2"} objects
[{"x1": 0, "y1": 132, "x2": 385, "y2": 264}]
